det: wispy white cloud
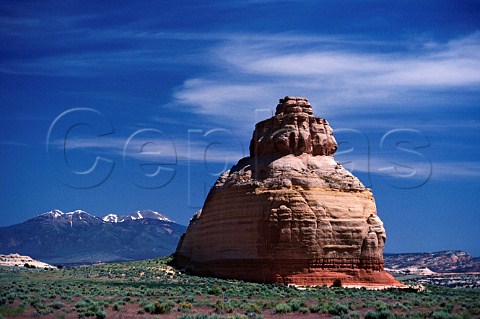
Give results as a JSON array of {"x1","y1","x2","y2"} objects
[
  {"x1": 430, "y1": 161, "x2": 480, "y2": 179},
  {"x1": 331, "y1": 118, "x2": 480, "y2": 134},
  {"x1": 47, "y1": 134, "x2": 246, "y2": 164},
  {"x1": 1, "y1": 29, "x2": 373, "y2": 77},
  {"x1": 0, "y1": 49, "x2": 197, "y2": 77},
  {"x1": 228, "y1": 34, "x2": 480, "y2": 87},
  {"x1": 337, "y1": 154, "x2": 480, "y2": 182},
  {"x1": 47, "y1": 132, "x2": 480, "y2": 182},
  {"x1": 172, "y1": 32, "x2": 480, "y2": 122},
  {"x1": 173, "y1": 79, "x2": 277, "y2": 126}
]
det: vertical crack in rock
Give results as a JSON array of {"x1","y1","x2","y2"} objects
[{"x1": 173, "y1": 96, "x2": 403, "y2": 287}]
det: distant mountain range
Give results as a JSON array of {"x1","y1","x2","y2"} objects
[
  {"x1": 1, "y1": 210, "x2": 478, "y2": 273},
  {"x1": 0, "y1": 209, "x2": 186, "y2": 265},
  {"x1": 384, "y1": 250, "x2": 480, "y2": 273}
]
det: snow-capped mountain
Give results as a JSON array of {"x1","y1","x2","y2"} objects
[
  {"x1": 32, "y1": 210, "x2": 104, "y2": 226},
  {"x1": 101, "y1": 209, "x2": 173, "y2": 223},
  {"x1": 0, "y1": 209, "x2": 185, "y2": 265},
  {"x1": 30, "y1": 209, "x2": 174, "y2": 225},
  {"x1": 102, "y1": 213, "x2": 119, "y2": 223}
]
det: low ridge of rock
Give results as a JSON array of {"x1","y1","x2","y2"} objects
[{"x1": 0, "y1": 253, "x2": 56, "y2": 269}]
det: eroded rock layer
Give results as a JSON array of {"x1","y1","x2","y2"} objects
[{"x1": 174, "y1": 96, "x2": 402, "y2": 287}]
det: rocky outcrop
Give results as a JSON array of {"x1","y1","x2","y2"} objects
[
  {"x1": 0, "y1": 253, "x2": 57, "y2": 269},
  {"x1": 174, "y1": 96, "x2": 402, "y2": 287},
  {"x1": 385, "y1": 250, "x2": 480, "y2": 273}
]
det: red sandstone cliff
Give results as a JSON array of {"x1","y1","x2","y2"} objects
[{"x1": 174, "y1": 96, "x2": 403, "y2": 287}]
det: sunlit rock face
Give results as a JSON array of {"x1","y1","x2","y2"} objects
[{"x1": 174, "y1": 96, "x2": 402, "y2": 287}]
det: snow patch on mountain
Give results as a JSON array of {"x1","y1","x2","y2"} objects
[
  {"x1": 101, "y1": 210, "x2": 174, "y2": 223},
  {"x1": 35, "y1": 209, "x2": 174, "y2": 225},
  {"x1": 34, "y1": 210, "x2": 104, "y2": 226},
  {"x1": 102, "y1": 214, "x2": 119, "y2": 223}
]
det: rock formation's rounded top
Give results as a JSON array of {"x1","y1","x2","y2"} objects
[
  {"x1": 250, "y1": 96, "x2": 337, "y2": 157},
  {"x1": 275, "y1": 96, "x2": 313, "y2": 115}
]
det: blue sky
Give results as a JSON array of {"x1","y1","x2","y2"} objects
[{"x1": 1, "y1": 1, "x2": 479, "y2": 255}]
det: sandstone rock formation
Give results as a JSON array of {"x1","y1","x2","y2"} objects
[{"x1": 174, "y1": 96, "x2": 402, "y2": 287}]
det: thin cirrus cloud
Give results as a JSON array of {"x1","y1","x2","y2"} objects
[
  {"x1": 47, "y1": 134, "x2": 245, "y2": 164},
  {"x1": 227, "y1": 34, "x2": 480, "y2": 86},
  {"x1": 330, "y1": 154, "x2": 480, "y2": 181},
  {"x1": 0, "y1": 49, "x2": 192, "y2": 77},
  {"x1": 46, "y1": 129, "x2": 480, "y2": 180},
  {"x1": 172, "y1": 31, "x2": 480, "y2": 120}
]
